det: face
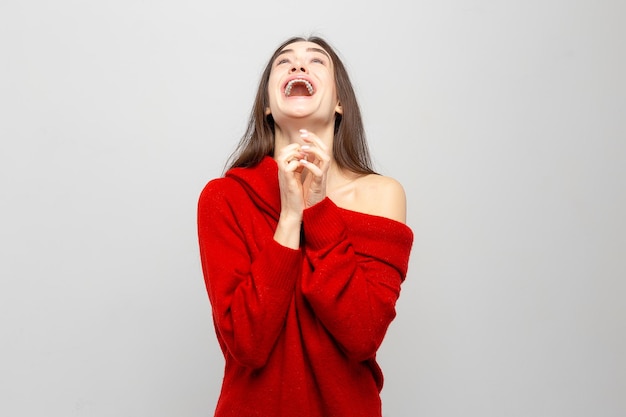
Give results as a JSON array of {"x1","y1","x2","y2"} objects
[{"x1": 266, "y1": 41, "x2": 342, "y2": 125}]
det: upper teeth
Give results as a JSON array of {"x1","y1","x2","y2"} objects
[{"x1": 285, "y1": 79, "x2": 314, "y2": 96}]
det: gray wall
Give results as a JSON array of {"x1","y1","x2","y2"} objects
[{"x1": 1, "y1": 1, "x2": 624, "y2": 416}]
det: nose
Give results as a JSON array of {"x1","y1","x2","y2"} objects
[{"x1": 289, "y1": 63, "x2": 307, "y2": 73}]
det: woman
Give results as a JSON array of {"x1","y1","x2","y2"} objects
[{"x1": 197, "y1": 36, "x2": 413, "y2": 417}]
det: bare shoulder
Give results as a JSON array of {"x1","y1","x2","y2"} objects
[{"x1": 354, "y1": 174, "x2": 407, "y2": 223}]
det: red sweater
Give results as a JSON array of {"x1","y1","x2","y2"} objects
[{"x1": 197, "y1": 156, "x2": 413, "y2": 417}]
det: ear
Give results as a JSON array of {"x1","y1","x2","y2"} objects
[
  {"x1": 265, "y1": 107, "x2": 271, "y2": 116},
  {"x1": 335, "y1": 101, "x2": 343, "y2": 115}
]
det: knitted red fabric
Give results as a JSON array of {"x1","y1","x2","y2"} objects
[{"x1": 197, "y1": 156, "x2": 413, "y2": 417}]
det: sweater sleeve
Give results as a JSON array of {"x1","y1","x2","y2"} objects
[
  {"x1": 301, "y1": 198, "x2": 413, "y2": 362},
  {"x1": 197, "y1": 179, "x2": 301, "y2": 369}
]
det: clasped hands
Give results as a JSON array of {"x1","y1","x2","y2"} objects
[{"x1": 276, "y1": 129, "x2": 330, "y2": 219}]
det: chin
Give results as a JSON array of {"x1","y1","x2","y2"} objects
[{"x1": 275, "y1": 108, "x2": 316, "y2": 121}]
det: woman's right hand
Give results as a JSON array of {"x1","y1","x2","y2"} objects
[{"x1": 274, "y1": 143, "x2": 306, "y2": 248}]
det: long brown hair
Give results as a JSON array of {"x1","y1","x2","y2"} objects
[{"x1": 226, "y1": 36, "x2": 376, "y2": 175}]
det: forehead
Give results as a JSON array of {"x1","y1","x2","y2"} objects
[{"x1": 277, "y1": 41, "x2": 331, "y2": 59}]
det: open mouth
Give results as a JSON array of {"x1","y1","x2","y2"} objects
[{"x1": 284, "y1": 79, "x2": 315, "y2": 97}]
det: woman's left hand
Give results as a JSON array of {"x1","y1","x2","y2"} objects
[{"x1": 299, "y1": 129, "x2": 331, "y2": 208}]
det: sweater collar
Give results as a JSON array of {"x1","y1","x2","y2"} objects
[{"x1": 225, "y1": 156, "x2": 281, "y2": 220}]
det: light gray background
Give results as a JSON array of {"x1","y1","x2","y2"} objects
[{"x1": 1, "y1": 1, "x2": 624, "y2": 416}]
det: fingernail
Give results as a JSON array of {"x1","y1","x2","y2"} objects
[
  {"x1": 301, "y1": 145, "x2": 311, "y2": 150},
  {"x1": 299, "y1": 129, "x2": 308, "y2": 138}
]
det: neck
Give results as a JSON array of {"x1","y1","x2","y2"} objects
[{"x1": 274, "y1": 122, "x2": 335, "y2": 155}]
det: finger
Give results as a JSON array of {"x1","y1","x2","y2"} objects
[
  {"x1": 284, "y1": 159, "x2": 307, "y2": 177},
  {"x1": 299, "y1": 136, "x2": 330, "y2": 167},
  {"x1": 300, "y1": 145, "x2": 329, "y2": 165},
  {"x1": 300, "y1": 129, "x2": 329, "y2": 153},
  {"x1": 299, "y1": 159, "x2": 323, "y2": 177},
  {"x1": 277, "y1": 143, "x2": 304, "y2": 157},
  {"x1": 279, "y1": 149, "x2": 306, "y2": 169}
]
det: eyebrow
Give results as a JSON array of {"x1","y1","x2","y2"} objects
[{"x1": 276, "y1": 47, "x2": 331, "y2": 60}]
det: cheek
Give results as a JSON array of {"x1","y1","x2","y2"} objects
[
  {"x1": 267, "y1": 76, "x2": 282, "y2": 101},
  {"x1": 268, "y1": 71, "x2": 282, "y2": 89}
]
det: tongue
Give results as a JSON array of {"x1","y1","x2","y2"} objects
[{"x1": 288, "y1": 84, "x2": 311, "y2": 96}]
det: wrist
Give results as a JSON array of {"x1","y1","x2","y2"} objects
[
  {"x1": 274, "y1": 213, "x2": 302, "y2": 249},
  {"x1": 279, "y1": 210, "x2": 303, "y2": 225}
]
